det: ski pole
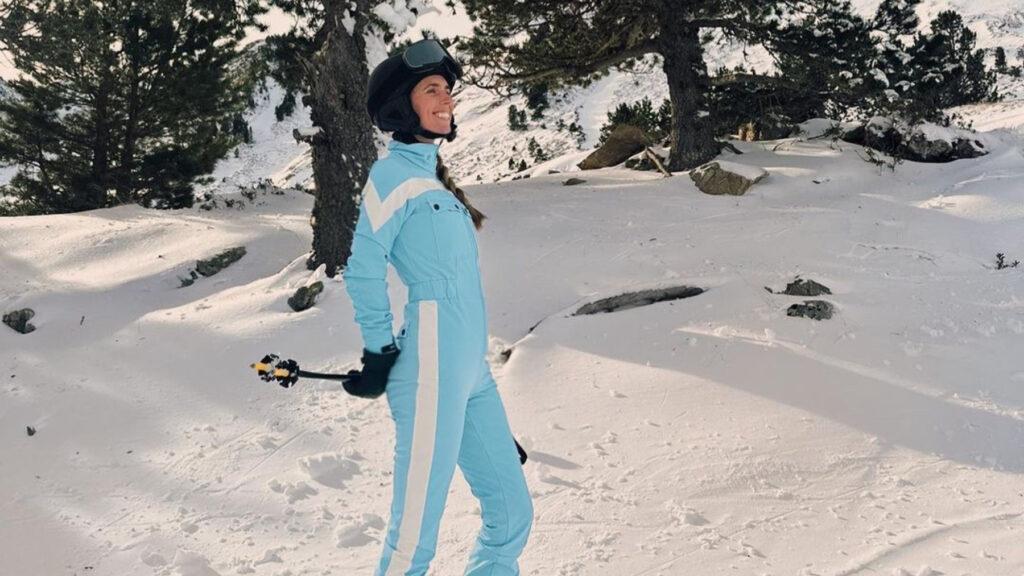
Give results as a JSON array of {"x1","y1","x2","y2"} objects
[
  {"x1": 251, "y1": 354, "x2": 357, "y2": 388},
  {"x1": 250, "y1": 354, "x2": 528, "y2": 465}
]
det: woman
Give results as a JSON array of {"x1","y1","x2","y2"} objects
[{"x1": 343, "y1": 39, "x2": 533, "y2": 576}]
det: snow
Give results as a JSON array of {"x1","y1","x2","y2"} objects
[
  {"x1": 3, "y1": 3, "x2": 1024, "y2": 575},
  {"x1": 4, "y1": 56, "x2": 1024, "y2": 576},
  {"x1": 707, "y1": 159, "x2": 769, "y2": 181}
]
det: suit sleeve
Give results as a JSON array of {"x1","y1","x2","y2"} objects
[{"x1": 343, "y1": 178, "x2": 412, "y2": 354}]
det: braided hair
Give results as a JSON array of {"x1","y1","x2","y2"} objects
[
  {"x1": 436, "y1": 156, "x2": 485, "y2": 230},
  {"x1": 393, "y1": 132, "x2": 485, "y2": 230}
]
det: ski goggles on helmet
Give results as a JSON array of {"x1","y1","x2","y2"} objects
[{"x1": 401, "y1": 39, "x2": 462, "y2": 78}]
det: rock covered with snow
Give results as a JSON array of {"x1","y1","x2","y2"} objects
[
  {"x1": 689, "y1": 160, "x2": 768, "y2": 196},
  {"x1": 840, "y1": 116, "x2": 988, "y2": 163}
]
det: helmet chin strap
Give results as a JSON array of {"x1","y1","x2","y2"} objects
[{"x1": 418, "y1": 121, "x2": 457, "y2": 142}]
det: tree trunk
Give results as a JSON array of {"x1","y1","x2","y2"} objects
[
  {"x1": 658, "y1": 3, "x2": 717, "y2": 171},
  {"x1": 304, "y1": 1, "x2": 377, "y2": 277},
  {"x1": 119, "y1": 14, "x2": 141, "y2": 205},
  {"x1": 90, "y1": 75, "x2": 112, "y2": 208}
]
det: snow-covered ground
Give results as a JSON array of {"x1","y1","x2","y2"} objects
[
  {"x1": 3, "y1": 71, "x2": 1024, "y2": 576},
  {"x1": 4, "y1": 3, "x2": 1024, "y2": 575}
]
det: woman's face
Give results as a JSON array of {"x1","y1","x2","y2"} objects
[{"x1": 410, "y1": 74, "x2": 454, "y2": 138}]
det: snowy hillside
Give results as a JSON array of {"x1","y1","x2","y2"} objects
[
  {"x1": 237, "y1": 0, "x2": 1024, "y2": 186},
  {"x1": 3, "y1": 4, "x2": 1024, "y2": 576},
  {"x1": 4, "y1": 72, "x2": 1024, "y2": 576}
]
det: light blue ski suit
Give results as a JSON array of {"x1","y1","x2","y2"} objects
[{"x1": 344, "y1": 140, "x2": 533, "y2": 576}]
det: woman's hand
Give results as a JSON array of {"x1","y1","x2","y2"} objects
[{"x1": 343, "y1": 343, "x2": 399, "y2": 399}]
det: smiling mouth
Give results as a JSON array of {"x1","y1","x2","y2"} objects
[{"x1": 434, "y1": 112, "x2": 451, "y2": 120}]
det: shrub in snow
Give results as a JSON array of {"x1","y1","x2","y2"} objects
[
  {"x1": 507, "y1": 105, "x2": 528, "y2": 131},
  {"x1": 689, "y1": 161, "x2": 768, "y2": 196},
  {"x1": 598, "y1": 99, "x2": 671, "y2": 145},
  {"x1": 995, "y1": 253, "x2": 1020, "y2": 270},
  {"x1": 3, "y1": 308, "x2": 36, "y2": 334}
]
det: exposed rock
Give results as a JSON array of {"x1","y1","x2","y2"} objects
[
  {"x1": 690, "y1": 161, "x2": 768, "y2": 196},
  {"x1": 903, "y1": 129, "x2": 952, "y2": 161},
  {"x1": 574, "y1": 286, "x2": 704, "y2": 316},
  {"x1": 3, "y1": 309, "x2": 36, "y2": 334},
  {"x1": 839, "y1": 123, "x2": 866, "y2": 144},
  {"x1": 563, "y1": 178, "x2": 586, "y2": 186},
  {"x1": 769, "y1": 278, "x2": 832, "y2": 297},
  {"x1": 902, "y1": 127, "x2": 986, "y2": 162},
  {"x1": 578, "y1": 125, "x2": 652, "y2": 170},
  {"x1": 786, "y1": 300, "x2": 834, "y2": 321},
  {"x1": 196, "y1": 247, "x2": 246, "y2": 277},
  {"x1": 839, "y1": 116, "x2": 988, "y2": 163},
  {"x1": 288, "y1": 282, "x2": 324, "y2": 312}
]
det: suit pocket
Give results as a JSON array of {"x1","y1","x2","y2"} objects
[{"x1": 429, "y1": 197, "x2": 475, "y2": 262}]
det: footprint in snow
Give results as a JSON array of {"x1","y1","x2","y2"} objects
[
  {"x1": 171, "y1": 549, "x2": 221, "y2": 576},
  {"x1": 336, "y1": 514, "x2": 386, "y2": 548},
  {"x1": 268, "y1": 479, "x2": 318, "y2": 503},
  {"x1": 298, "y1": 452, "x2": 361, "y2": 489}
]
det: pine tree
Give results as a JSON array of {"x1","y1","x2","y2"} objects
[
  {"x1": 869, "y1": 0, "x2": 921, "y2": 102},
  {"x1": 461, "y1": 0, "x2": 837, "y2": 171},
  {"x1": 265, "y1": 0, "x2": 428, "y2": 276},
  {"x1": 994, "y1": 47, "x2": 1008, "y2": 72},
  {"x1": 769, "y1": 1, "x2": 875, "y2": 120},
  {"x1": 0, "y1": 0, "x2": 262, "y2": 213},
  {"x1": 904, "y1": 10, "x2": 998, "y2": 123}
]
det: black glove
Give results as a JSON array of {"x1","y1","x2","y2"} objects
[{"x1": 342, "y1": 343, "x2": 399, "y2": 399}]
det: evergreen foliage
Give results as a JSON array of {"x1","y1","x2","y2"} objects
[
  {"x1": 265, "y1": 0, "x2": 420, "y2": 276},
  {"x1": 524, "y1": 83, "x2": 549, "y2": 120},
  {"x1": 901, "y1": 10, "x2": 998, "y2": 123},
  {"x1": 598, "y1": 98, "x2": 671, "y2": 144},
  {"x1": 0, "y1": 0, "x2": 264, "y2": 214},
  {"x1": 460, "y1": 0, "x2": 825, "y2": 171},
  {"x1": 507, "y1": 105, "x2": 528, "y2": 131},
  {"x1": 994, "y1": 46, "x2": 1008, "y2": 72}
]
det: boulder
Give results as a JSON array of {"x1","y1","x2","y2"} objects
[
  {"x1": 773, "y1": 278, "x2": 832, "y2": 297},
  {"x1": 3, "y1": 308, "x2": 36, "y2": 334},
  {"x1": 786, "y1": 300, "x2": 834, "y2": 321},
  {"x1": 840, "y1": 117, "x2": 989, "y2": 163},
  {"x1": 288, "y1": 282, "x2": 324, "y2": 312},
  {"x1": 690, "y1": 160, "x2": 768, "y2": 196},
  {"x1": 578, "y1": 125, "x2": 651, "y2": 170},
  {"x1": 196, "y1": 247, "x2": 246, "y2": 277}
]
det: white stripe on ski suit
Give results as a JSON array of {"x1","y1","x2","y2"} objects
[
  {"x1": 364, "y1": 178, "x2": 441, "y2": 233},
  {"x1": 386, "y1": 300, "x2": 439, "y2": 576}
]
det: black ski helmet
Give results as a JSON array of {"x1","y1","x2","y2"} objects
[{"x1": 366, "y1": 39, "x2": 463, "y2": 140}]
